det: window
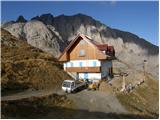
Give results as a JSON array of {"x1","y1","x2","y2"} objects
[
  {"x1": 84, "y1": 73, "x2": 88, "y2": 80},
  {"x1": 67, "y1": 62, "x2": 70, "y2": 67},
  {"x1": 67, "y1": 62, "x2": 72, "y2": 67},
  {"x1": 71, "y1": 82, "x2": 74, "y2": 88},
  {"x1": 79, "y1": 62, "x2": 83, "y2": 67},
  {"x1": 63, "y1": 81, "x2": 70, "y2": 87},
  {"x1": 71, "y1": 62, "x2": 73, "y2": 67},
  {"x1": 93, "y1": 61, "x2": 97, "y2": 67},
  {"x1": 79, "y1": 50, "x2": 85, "y2": 56}
]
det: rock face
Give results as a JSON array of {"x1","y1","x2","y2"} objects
[
  {"x1": 3, "y1": 19, "x2": 64, "y2": 57},
  {"x1": 23, "y1": 20, "x2": 62, "y2": 57},
  {"x1": 2, "y1": 13, "x2": 159, "y2": 79},
  {"x1": 3, "y1": 22, "x2": 25, "y2": 39}
]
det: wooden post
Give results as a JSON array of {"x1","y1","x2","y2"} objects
[{"x1": 122, "y1": 75, "x2": 125, "y2": 91}]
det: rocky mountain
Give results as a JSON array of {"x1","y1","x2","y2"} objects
[{"x1": 2, "y1": 13, "x2": 159, "y2": 79}]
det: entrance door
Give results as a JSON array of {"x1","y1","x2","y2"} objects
[
  {"x1": 84, "y1": 72, "x2": 88, "y2": 80},
  {"x1": 76, "y1": 73, "x2": 79, "y2": 80}
]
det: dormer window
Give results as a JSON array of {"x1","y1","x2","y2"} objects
[{"x1": 79, "y1": 49, "x2": 85, "y2": 56}]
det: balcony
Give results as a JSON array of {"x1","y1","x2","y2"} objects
[{"x1": 65, "y1": 67, "x2": 101, "y2": 73}]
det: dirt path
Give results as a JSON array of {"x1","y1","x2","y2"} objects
[{"x1": 1, "y1": 89, "x2": 55, "y2": 101}]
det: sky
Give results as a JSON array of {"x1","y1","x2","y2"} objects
[{"x1": 1, "y1": 1, "x2": 159, "y2": 46}]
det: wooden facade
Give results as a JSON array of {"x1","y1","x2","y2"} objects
[
  {"x1": 69, "y1": 39, "x2": 106, "y2": 60},
  {"x1": 58, "y1": 34, "x2": 107, "y2": 62}
]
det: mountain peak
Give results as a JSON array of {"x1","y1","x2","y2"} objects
[
  {"x1": 31, "y1": 13, "x2": 54, "y2": 25},
  {"x1": 40, "y1": 13, "x2": 54, "y2": 18},
  {"x1": 16, "y1": 15, "x2": 27, "y2": 23},
  {"x1": 74, "y1": 13, "x2": 92, "y2": 17}
]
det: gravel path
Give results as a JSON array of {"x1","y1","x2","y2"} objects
[
  {"x1": 67, "y1": 90, "x2": 128, "y2": 114},
  {"x1": 2, "y1": 88, "x2": 128, "y2": 118}
]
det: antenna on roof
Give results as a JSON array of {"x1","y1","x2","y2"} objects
[
  {"x1": 75, "y1": 32, "x2": 81, "y2": 36},
  {"x1": 85, "y1": 35, "x2": 92, "y2": 40}
]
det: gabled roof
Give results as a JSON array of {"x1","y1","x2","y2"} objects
[
  {"x1": 58, "y1": 33, "x2": 115, "y2": 62},
  {"x1": 96, "y1": 44, "x2": 108, "y2": 51}
]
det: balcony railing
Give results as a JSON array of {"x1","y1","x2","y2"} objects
[{"x1": 65, "y1": 67, "x2": 101, "y2": 72}]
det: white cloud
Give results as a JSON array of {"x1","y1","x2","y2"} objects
[{"x1": 110, "y1": 0, "x2": 117, "y2": 6}]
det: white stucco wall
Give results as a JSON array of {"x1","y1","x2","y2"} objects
[
  {"x1": 64, "y1": 59, "x2": 112, "y2": 80},
  {"x1": 64, "y1": 59, "x2": 101, "y2": 68},
  {"x1": 101, "y1": 60, "x2": 112, "y2": 78},
  {"x1": 79, "y1": 73, "x2": 101, "y2": 80}
]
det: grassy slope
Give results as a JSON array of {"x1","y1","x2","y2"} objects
[
  {"x1": 1, "y1": 29, "x2": 71, "y2": 95},
  {"x1": 116, "y1": 74, "x2": 159, "y2": 118},
  {"x1": 100, "y1": 66, "x2": 158, "y2": 118}
]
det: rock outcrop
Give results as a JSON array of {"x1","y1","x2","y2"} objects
[{"x1": 23, "y1": 20, "x2": 62, "y2": 57}]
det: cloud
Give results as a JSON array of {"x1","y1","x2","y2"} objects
[
  {"x1": 95, "y1": 1, "x2": 117, "y2": 7},
  {"x1": 110, "y1": 0, "x2": 117, "y2": 6}
]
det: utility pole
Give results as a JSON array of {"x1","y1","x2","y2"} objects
[
  {"x1": 120, "y1": 72, "x2": 128, "y2": 92},
  {"x1": 143, "y1": 60, "x2": 147, "y2": 82}
]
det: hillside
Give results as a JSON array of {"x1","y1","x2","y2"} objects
[
  {"x1": 1, "y1": 28, "x2": 71, "y2": 95},
  {"x1": 2, "y1": 13, "x2": 159, "y2": 80}
]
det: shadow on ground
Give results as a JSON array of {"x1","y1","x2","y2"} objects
[{"x1": 2, "y1": 102, "x2": 158, "y2": 119}]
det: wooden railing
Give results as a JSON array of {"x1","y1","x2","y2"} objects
[{"x1": 65, "y1": 67, "x2": 101, "y2": 72}]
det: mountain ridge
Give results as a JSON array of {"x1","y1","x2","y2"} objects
[
  {"x1": 3, "y1": 13, "x2": 158, "y2": 47},
  {"x1": 2, "y1": 13, "x2": 159, "y2": 79},
  {"x1": 10, "y1": 13, "x2": 159, "y2": 46}
]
